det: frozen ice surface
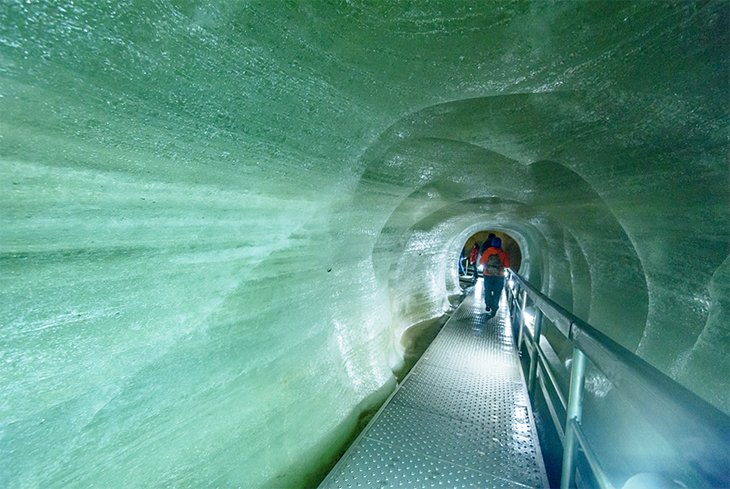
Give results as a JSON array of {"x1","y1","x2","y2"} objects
[{"x1": 1, "y1": 2, "x2": 728, "y2": 487}]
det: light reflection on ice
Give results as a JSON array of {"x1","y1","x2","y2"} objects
[
  {"x1": 333, "y1": 320, "x2": 363, "y2": 389},
  {"x1": 585, "y1": 368, "x2": 613, "y2": 399}
]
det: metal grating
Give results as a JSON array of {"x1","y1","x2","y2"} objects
[{"x1": 320, "y1": 288, "x2": 549, "y2": 488}]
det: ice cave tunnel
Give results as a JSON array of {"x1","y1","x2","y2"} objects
[{"x1": 1, "y1": 1, "x2": 728, "y2": 488}]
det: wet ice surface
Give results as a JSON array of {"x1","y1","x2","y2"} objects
[{"x1": 1, "y1": 2, "x2": 728, "y2": 487}]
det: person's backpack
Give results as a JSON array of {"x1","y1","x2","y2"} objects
[{"x1": 485, "y1": 253, "x2": 501, "y2": 275}]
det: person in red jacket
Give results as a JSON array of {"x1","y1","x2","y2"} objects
[
  {"x1": 468, "y1": 242, "x2": 480, "y2": 283},
  {"x1": 480, "y1": 237, "x2": 510, "y2": 314}
]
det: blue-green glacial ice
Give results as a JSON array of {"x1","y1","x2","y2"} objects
[{"x1": 1, "y1": 1, "x2": 728, "y2": 487}]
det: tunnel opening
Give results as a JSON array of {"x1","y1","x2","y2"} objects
[{"x1": 462, "y1": 229, "x2": 522, "y2": 274}]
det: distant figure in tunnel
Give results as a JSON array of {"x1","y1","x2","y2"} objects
[
  {"x1": 468, "y1": 243, "x2": 480, "y2": 282},
  {"x1": 480, "y1": 237, "x2": 510, "y2": 314},
  {"x1": 459, "y1": 247, "x2": 466, "y2": 275}
]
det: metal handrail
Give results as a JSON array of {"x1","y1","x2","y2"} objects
[{"x1": 506, "y1": 269, "x2": 730, "y2": 489}]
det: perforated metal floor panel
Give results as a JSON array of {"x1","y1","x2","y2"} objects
[{"x1": 320, "y1": 285, "x2": 549, "y2": 488}]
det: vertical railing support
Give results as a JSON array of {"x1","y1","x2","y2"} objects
[
  {"x1": 506, "y1": 271, "x2": 515, "y2": 316},
  {"x1": 505, "y1": 273, "x2": 513, "y2": 310},
  {"x1": 517, "y1": 289, "x2": 528, "y2": 352},
  {"x1": 509, "y1": 280, "x2": 517, "y2": 320},
  {"x1": 528, "y1": 308, "x2": 543, "y2": 396},
  {"x1": 561, "y1": 347, "x2": 587, "y2": 489}
]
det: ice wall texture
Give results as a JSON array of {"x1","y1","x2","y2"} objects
[{"x1": 1, "y1": 1, "x2": 728, "y2": 487}]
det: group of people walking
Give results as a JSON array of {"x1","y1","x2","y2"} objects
[{"x1": 463, "y1": 233, "x2": 510, "y2": 314}]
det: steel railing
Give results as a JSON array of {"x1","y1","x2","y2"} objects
[{"x1": 505, "y1": 269, "x2": 730, "y2": 489}]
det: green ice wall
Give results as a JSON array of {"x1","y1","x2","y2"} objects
[{"x1": 1, "y1": 1, "x2": 728, "y2": 487}]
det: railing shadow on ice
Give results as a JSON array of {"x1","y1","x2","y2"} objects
[{"x1": 505, "y1": 269, "x2": 730, "y2": 489}]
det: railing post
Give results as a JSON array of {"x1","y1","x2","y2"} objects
[
  {"x1": 517, "y1": 289, "x2": 528, "y2": 352},
  {"x1": 505, "y1": 272, "x2": 512, "y2": 306},
  {"x1": 528, "y1": 308, "x2": 543, "y2": 396},
  {"x1": 508, "y1": 278, "x2": 517, "y2": 320},
  {"x1": 561, "y1": 347, "x2": 587, "y2": 489}
]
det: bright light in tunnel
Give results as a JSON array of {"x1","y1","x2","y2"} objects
[
  {"x1": 523, "y1": 309, "x2": 536, "y2": 335},
  {"x1": 474, "y1": 278, "x2": 484, "y2": 301},
  {"x1": 523, "y1": 311, "x2": 534, "y2": 326}
]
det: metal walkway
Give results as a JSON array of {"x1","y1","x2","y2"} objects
[{"x1": 320, "y1": 283, "x2": 549, "y2": 488}]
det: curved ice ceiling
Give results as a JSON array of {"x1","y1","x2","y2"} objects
[{"x1": 1, "y1": 1, "x2": 728, "y2": 487}]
